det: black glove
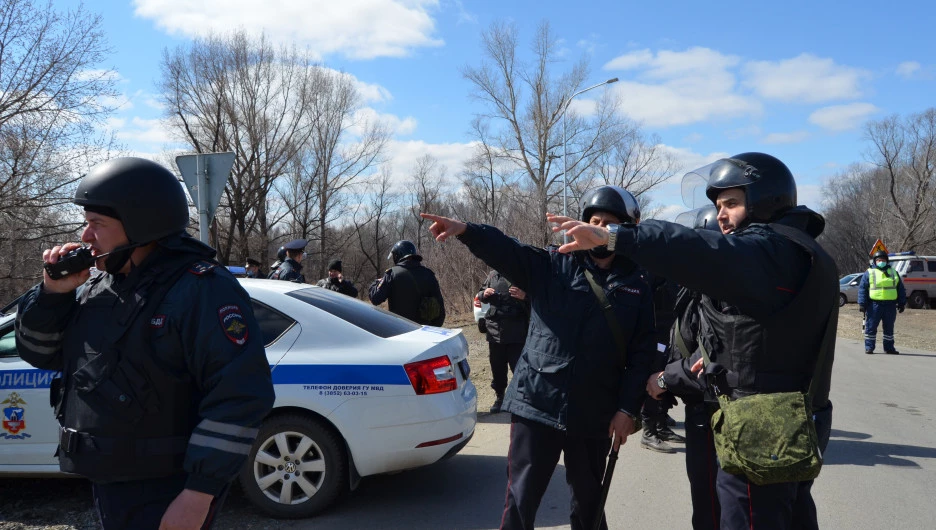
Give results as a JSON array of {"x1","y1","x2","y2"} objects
[
  {"x1": 898, "y1": 305, "x2": 905, "y2": 313},
  {"x1": 859, "y1": 306, "x2": 866, "y2": 313}
]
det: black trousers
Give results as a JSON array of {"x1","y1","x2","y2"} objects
[
  {"x1": 685, "y1": 402, "x2": 720, "y2": 530},
  {"x1": 714, "y1": 401, "x2": 833, "y2": 530},
  {"x1": 500, "y1": 415, "x2": 611, "y2": 530},
  {"x1": 92, "y1": 474, "x2": 229, "y2": 530},
  {"x1": 489, "y1": 341, "x2": 523, "y2": 395}
]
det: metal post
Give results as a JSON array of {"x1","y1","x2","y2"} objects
[
  {"x1": 559, "y1": 78, "x2": 619, "y2": 243},
  {"x1": 196, "y1": 154, "x2": 210, "y2": 244}
]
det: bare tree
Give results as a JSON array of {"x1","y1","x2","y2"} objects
[
  {"x1": 0, "y1": 0, "x2": 120, "y2": 301},
  {"x1": 159, "y1": 30, "x2": 317, "y2": 266},
  {"x1": 463, "y1": 21, "x2": 640, "y2": 245},
  {"x1": 407, "y1": 154, "x2": 447, "y2": 250},
  {"x1": 287, "y1": 70, "x2": 390, "y2": 277}
]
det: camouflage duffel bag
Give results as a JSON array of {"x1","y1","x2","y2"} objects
[{"x1": 710, "y1": 391, "x2": 822, "y2": 486}]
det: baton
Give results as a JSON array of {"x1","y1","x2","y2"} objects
[{"x1": 592, "y1": 443, "x2": 619, "y2": 530}]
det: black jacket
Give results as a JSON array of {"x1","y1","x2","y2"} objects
[
  {"x1": 368, "y1": 259, "x2": 446, "y2": 326},
  {"x1": 479, "y1": 270, "x2": 530, "y2": 345},
  {"x1": 615, "y1": 206, "x2": 837, "y2": 408},
  {"x1": 15, "y1": 234, "x2": 275, "y2": 495},
  {"x1": 316, "y1": 277, "x2": 359, "y2": 298},
  {"x1": 268, "y1": 258, "x2": 305, "y2": 283},
  {"x1": 458, "y1": 223, "x2": 656, "y2": 436}
]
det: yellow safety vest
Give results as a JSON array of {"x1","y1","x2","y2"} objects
[{"x1": 868, "y1": 267, "x2": 899, "y2": 301}]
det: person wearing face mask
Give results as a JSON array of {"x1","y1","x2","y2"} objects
[
  {"x1": 14, "y1": 157, "x2": 275, "y2": 529},
  {"x1": 420, "y1": 185, "x2": 656, "y2": 530},
  {"x1": 857, "y1": 250, "x2": 906, "y2": 354}
]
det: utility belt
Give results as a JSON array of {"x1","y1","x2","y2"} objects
[{"x1": 59, "y1": 426, "x2": 188, "y2": 457}]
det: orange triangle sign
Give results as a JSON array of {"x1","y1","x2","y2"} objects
[{"x1": 869, "y1": 239, "x2": 889, "y2": 257}]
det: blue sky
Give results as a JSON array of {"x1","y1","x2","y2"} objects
[{"x1": 71, "y1": 0, "x2": 936, "y2": 218}]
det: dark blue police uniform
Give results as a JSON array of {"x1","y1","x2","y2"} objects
[
  {"x1": 456, "y1": 223, "x2": 656, "y2": 530},
  {"x1": 15, "y1": 234, "x2": 275, "y2": 529}
]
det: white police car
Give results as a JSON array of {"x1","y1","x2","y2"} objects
[{"x1": 0, "y1": 279, "x2": 477, "y2": 519}]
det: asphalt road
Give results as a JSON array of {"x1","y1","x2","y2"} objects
[{"x1": 259, "y1": 336, "x2": 936, "y2": 530}]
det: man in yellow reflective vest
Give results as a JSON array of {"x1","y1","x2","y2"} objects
[{"x1": 858, "y1": 250, "x2": 906, "y2": 354}]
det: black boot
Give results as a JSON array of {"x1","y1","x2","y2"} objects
[
  {"x1": 490, "y1": 393, "x2": 504, "y2": 413},
  {"x1": 640, "y1": 423, "x2": 675, "y2": 453},
  {"x1": 657, "y1": 424, "x2": 686, "y2": 444},
  {"x1": 885, "y1": 349, "x2": 900, "y2": 355}
]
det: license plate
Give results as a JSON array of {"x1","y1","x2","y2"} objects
[{"x1": 458, "y1": 359, "x2": 471, "y2": 380}]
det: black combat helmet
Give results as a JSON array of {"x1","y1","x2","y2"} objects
[
  {"x1": 872, "y1": 250, "x2": 889, "y2": 263},
  {"x1": 388, "y1": 240, "x2": 421, "y2": 264},
  {"x1": 580, "y1": 185, "x2": 641, "y2": 223},
  {"x1": 694, "y1": 152, "x2": 796, "y2": 223},
  {"x1": 75, "y1": 157, "x2": 189, "y2": 244}
]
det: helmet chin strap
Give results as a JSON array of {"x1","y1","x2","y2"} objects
[{"x1": 102, "y1": 242, "x2": 145, "y2": 274}]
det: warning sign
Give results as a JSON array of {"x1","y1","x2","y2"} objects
[{"x1": 869, "y1": 239, "x2": 889, "y2": 257}]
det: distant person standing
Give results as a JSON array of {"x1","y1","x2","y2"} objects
[
  {"x1": 316, "y1": 259, "x2": 359, "y2": 297},
  {"x1": 479, "y1": 269, "x2": 530, "y2": 413},
  {"x1": 268, "y1": 239, "x2": 307, "y2": 283},
  {"x1": 368, "y1": 240, "x2": 445, "y2": 326},
  {"x1": 245, "y1": 257, "x2": 262, "y2": 278},
  {"x1": 858, "y1": 250, "x2": 906, "y2": 354}
]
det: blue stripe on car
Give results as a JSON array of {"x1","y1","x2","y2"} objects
[
  {"x1": 1, "y1": 364, "x2": 411, "y2": 389},
  {"x1": 271, "y1": 364, "x2": 410, "y2": 385}
]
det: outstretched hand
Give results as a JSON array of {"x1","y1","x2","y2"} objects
[
  {"x1": 546, "y1": 213, "x2": 610, "y2": 254},
  {"x1": 420, "y1": 213, "x2": 467, "y2": 242}
]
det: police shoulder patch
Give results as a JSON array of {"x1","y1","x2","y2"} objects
[
  {"x1": 218, "y1": 304, "x2": 249, "y2": 345},
  {"x1": 189, "y1": 260, "x2": 218, "y2": 276}
]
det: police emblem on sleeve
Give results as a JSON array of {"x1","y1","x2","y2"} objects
[{"x1": 218, "y1": 305, "x2": 249, "y2": 345}]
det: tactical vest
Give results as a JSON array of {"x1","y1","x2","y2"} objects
[
  {"x1": 868, "y1": 267, "x2": 899, "y2": 301},
  {"x1": 56, "y1": 252, "x2": 206, "y2": 482},
  {"x1": 696, "y1": 224, "x2": 837, "y2": 401}
]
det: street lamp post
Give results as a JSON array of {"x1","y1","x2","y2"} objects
[{"x1": 561, "y1": 77, "x2": 619, "y2": 230}]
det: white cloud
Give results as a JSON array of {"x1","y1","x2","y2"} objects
[
  {"x1": 352, "y1": 107, "x2": 417, "y2": 136},
  {"x1": 896, "y1": 61, "x2": 921, "y2": 78},
  {"x1": 682, "y1": 132, "x2": 704, "y2": 144},
  {"x1": 383, "y1": 139, "x2": 477, "y2": 188},
  {"x1": 604, "y1": 47, "x2": 761, "y2": 127},
  {"x1": 111, "y1": 116, "x2": 181, "y2": 146},
  {"x1": 353, "y1": 79, "x2": 393, "y2": 103},
  {"x1": 808, "y1": 103, "x2": 878, "y2": 132},
  {"x1": 133, "y1": 0, "x2": 443, "y2": 60},
  {"x1": 742, "y1": 53, "x2": 870, "y2": 103},
  {"x1": 762, "y1": 131, "x2": 810, "y2": 144},
  {"x1": 797, "y1": 183, "x2": 824, "y2": 211}
]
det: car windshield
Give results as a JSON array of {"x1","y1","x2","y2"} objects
[
  {"x1": 286, "y1": 287, "x2": 420, "y2": 338},
  {"x1": 839, "y1": 275, "x2": 856, "y2": 285}
]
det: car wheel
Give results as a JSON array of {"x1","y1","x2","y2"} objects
[
  {"x1": 838, "y1": 293, "x2": 847, "y2": 307},
  {"x1": 477, "y1": 318, "x2": 487, "y2": 334},
  {"x1": 240, "y1": 414, "x2": 348, "y2": 519},
  {"x1": 908, "y1": 291, "x2": 928, "y2": 310}
]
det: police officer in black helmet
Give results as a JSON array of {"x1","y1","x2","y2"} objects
[
  {"x1": 553, "y1": 153, "x2": 838, "y2": 530},
  {"x1": 15, "y1": 157, "x2": 275, "y2": 529},
  {"x1": 421, "y1": 186, "x2": 656, "y2": 530},
  {"x1": 368, "y1": 240, "x2": 446, "y2": 326}
]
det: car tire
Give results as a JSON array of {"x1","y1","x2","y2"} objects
[
  {"x1": 239, "y1": 413, "x2": 348, "y2": 519},
  {"x1": 838, "y1": 293, "x2": 847, "y2": 307},
  {"x1": 908, "y1": 291, "x2": 928, "y2": 310},
  {"x1": 477, "y1": 318, "x2": 487, "y2": 334}
]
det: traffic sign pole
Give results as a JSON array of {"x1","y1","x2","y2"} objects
[{"x1": 176, "y1": 152, "x2": 236, "y2": 245}]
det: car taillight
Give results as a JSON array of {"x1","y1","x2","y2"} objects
[
  {"x1": 405, "y1": 355, "x2": 457, "y2": 395},
  {"x1": 473, "y1": 295, "x2": 482, "y2": 308}
]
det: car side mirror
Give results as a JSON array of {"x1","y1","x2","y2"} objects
[{"x1": 849, "y1": 280, "x2": 859, "y2": 286}]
